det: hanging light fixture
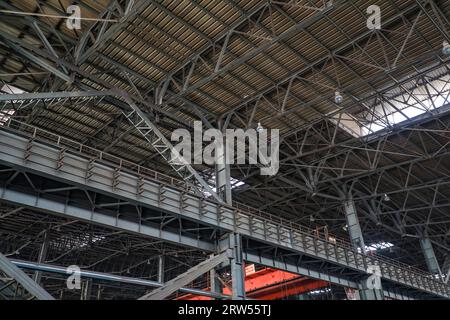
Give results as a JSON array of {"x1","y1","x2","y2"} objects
[
  {"x1": 334, "y1": 91, "x2": 343, "y2": 104},
  {"x1": 256, "y1": 122, "x2": 264, "y2": 133},
  {"x1": 443, "y1": 41, "x2": 450, "y2": 55}
]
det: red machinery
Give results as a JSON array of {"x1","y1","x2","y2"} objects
[{"x1": 178, "y1": 266, "x2": 329, "y2": 300}]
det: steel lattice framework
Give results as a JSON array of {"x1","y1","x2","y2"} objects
[{"x1": 0, "y1": 0, "x2": 449, "y2": 299}]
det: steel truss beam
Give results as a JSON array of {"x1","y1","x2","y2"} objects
[
  {"x1": 235, "y1": 93, "x2": 450, "y2": 200},
  {"x1": 0, "y1": 30, "x2": 192, "y2": 130},
  {"x1": 2, "y1": 0, "x2": 446, "y2": 171},
  {"x1": 0, "y1": 252, "x2": 54, "y2": 300},
  {"x1": 231, "y1": 74, "x2": 450, "y2": 216},
  {"x1": 121, "y1": 95, "x2": 222, "y2": 203},
  {"x1": 0, "y1": 90, "x2": 222, "y2": 203},
  {"x1": 74, "y1": 0, "x2": 148, "y2": 65},
  {"x1": 0, "y1": 90, "x2": 114, "y2": 102},
  {"x1": 0, "y1": 1, "x2": 448, "y2": 298},
  {"x1": 10, "y1": 259, "x2": 229, "y2": 300},
  {"x1": 156, "y1": 0, "x2": 340, "y2": 106},
  {"x1": 0, "y1": 185, "x2": 214, "y2": 252},
  {"x1": 234, "y1": 107, "x2": 450, "y2": 249},
  {"x1": 0, "y1": 126, "x2": 448, "y2": 299},
  {"x1": 218, "y1": 1, "x2": 444, "y2": 126},
  {"x1": 1, "y1": 0, "x2": 448, "y2": 140},
  {"x1": 139, "y1": 250, "x2": 231, "y2": 300}
]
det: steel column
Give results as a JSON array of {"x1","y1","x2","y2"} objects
[
  {"x1": 225, "y1": 233, "x2": 246, "y2": 300},
  {"x1": 157, "y1": 255, "x2": 165, "y2": 284},
  {"x1": 32, "y1": 231, "x2": 49, "y2": 285},
  {"x1": 344, "y1": 199, "x2": 366, "y2": 252},
  {"x1": 420, "y1": 238, "x2": 441, "y2": 275}
]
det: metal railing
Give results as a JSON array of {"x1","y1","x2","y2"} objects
[{"x1": 0, "y1": 118, "x2": 448, "y2": 296}]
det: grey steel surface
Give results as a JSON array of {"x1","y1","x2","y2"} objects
[
  {"x1": 139, "y1": 250, "x2": 231, "y2": 300},
  {"x1": 0, "y1": 252, "x2": 55, "y2": 300},
  {"x1": 0, "y1": 125, "x2": 448, "y2": 298},
  {"x1": 11, "y1": 259, "x2": 229, "y2": 300}
]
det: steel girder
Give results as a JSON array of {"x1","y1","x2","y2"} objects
[
  {"x1": 0, "y1": 252, "x2": 54, "y2": 300},
  {"x1": 121, "y1": 95, "x2": 223, "y2": 203},
  {"x1": 1, "y1": 0, "x2": 448, "y2": 147},
  {"x1": 0, "y1": 126, "x2": 448, "y2": 298},
  {"x1": 10, "y1": 259, "x2": 229, "y2": 300},
  {"x1": 138, "y1": 250, "x2": 231, "y2": 300},
  {"x1": 1, "y1": 0, "x2": 448, "y2": 202},
  {"x1": 217, "y1": 1, "x2": 448, "y2": 127},
  {"x1": 0, "y1": 0, "x2": 450, "y2": 300},
  {"x1": 0, "y1": 89, "x2": 222, "y2": 202},
  {"x1": 156, "y1": 1, "x2": 341, "y2": 107},
  {"x1": 0, "y1": 185, "x2": 214, "y2": 252},
  {"x1": 232, "y1": 106, "x2": 450, "y2": 252},
  {"x1": 74, "y1": 0, "x2": 149, "y2": 65}
]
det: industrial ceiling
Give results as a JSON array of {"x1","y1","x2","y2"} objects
[{"x1": 0, "y1": 0, "x2": 449, "y2": 299}]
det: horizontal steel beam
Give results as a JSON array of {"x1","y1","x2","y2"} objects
[
  {"x1": 0, "y1": 127, "x2": 448, "y2": 298},
  {"x1": 139, "y1": 250, "x2": 231, "y2": 300},
  {"x1": 0, "y1": 252, "x2": 55, "y2": 300},
  {"x1": 10, "y1": 259, "x2": 229, "y2": 300},
  {"x1": 0, "y1": 186, "x2": 214, "y2": 252},
  {"x1": 243, "y1": 252, "x2": 416, "y2": 300},
  {"x1": 0, "y1": 90, "x2": 115, "y2": 102}
]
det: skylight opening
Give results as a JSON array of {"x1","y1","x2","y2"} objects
[
  {"x1": 364, "y1": 241, "x2": 394, "y2": 252},
  {"x1": 202, "y1": 175, "x2": 247, "y2": 198},
  {"x1": 356, "y1": 241, "x2": 395, "y2": 254},
  {"x1": 0, "y1": 84, "x2": 25, "y2": 126},
  {"x1": 53, "y1": 233, "x2": 106, "y2": 251},
  {"x1": 334, "y1": 73, "x2": 450, "y2": 138},
  {"x1": 0, "y1": 109, "x2": 15, "y2": 126},
  {"x1": 309, "y1": 288, "x2": 332, "y2": 295}
]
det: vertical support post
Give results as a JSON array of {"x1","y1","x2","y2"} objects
[
  {"x1": 216, "y1": 121, "x2": 232, "y2": 205},
  {"x1": 213, "y1": 122, "x2": 232, "y2": 299},
  {"x1": 356, "y1": 265, "x2": 384, "y2": 300},
  {"x1": 442, "y1": 256, "x2": 450, "y2": 284},
  {"x1": 33, "y1": 231, "x2": 49, "y2": 285},
  {"x1": 343, "y1": 199, "x2": 366, "y2": 252},
  {"x1": 97, "y1": 285, "x2": 103, "y2": 300},
  {"x1": 229, "y1": 233, "x2": 245, "y2": 300},
  {"x1": 157, "y1": 255, "x2": 165, "y2": 283},
  {"x1": 81, "y1": 279, "x2": 92, "y2": 300},
  {"x1": 209, "y1": 259, "x2": 223, "y2": 299},
  {"x1": 419, "y1": 238, "x2": 441, "y2": 275},
  {"x1": 344, "y1": 198, "x2": 383, "y2": 299},
  {"x1": 358, "y1": 280, "x2": 385, "y2": 300}
]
